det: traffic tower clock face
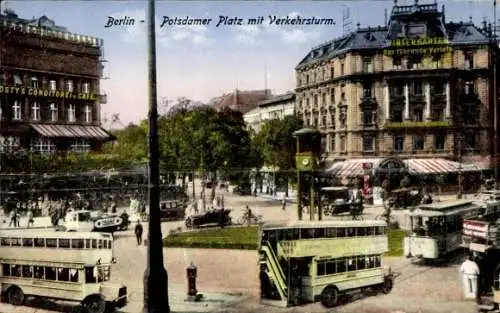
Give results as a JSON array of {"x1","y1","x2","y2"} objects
[{"x1": 296, "y1": 155, "x2": 315, "y2": 171}]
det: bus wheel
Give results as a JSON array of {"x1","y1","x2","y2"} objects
[
  {"x1": 320, "y1": 286, "x2": 338, "y2": 308},
  {"x1": 82, "y1": 295, "x2": 106, "y2": 313},
  {"x1": 7, "y1": 286, "x2": 25, "y2": 305},
  {"x1": 381, "y1": 277, "x2": 393, "y2": 294}
]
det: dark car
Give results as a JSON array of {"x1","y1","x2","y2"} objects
[{"x1": 233, "y1": 183, "x2": 252, "y2": 196}]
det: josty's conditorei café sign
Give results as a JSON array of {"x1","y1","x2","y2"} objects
[
  {"x1": 384, "y1": 37, "x2": 452, "y2": 56},
  {"x1": 0, "y1": 86, "x2": 98, "y2": 101}
]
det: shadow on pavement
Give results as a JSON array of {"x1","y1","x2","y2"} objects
[{"x1": 21, "y1": 297, "x2": 82, "y2": 313}]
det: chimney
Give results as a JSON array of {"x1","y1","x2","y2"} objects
[
  {"x1": 384, "y1": 8, "x2": 388, "y2": 27},
  {"x1": 442, "y1": 4, "x2": 445, "y2": 23}
]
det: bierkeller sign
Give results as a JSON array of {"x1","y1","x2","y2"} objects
[
  {"x1": 0, "y1": 85, "x2": 98, "y2": 101},
  {"x1": 384, "y1": 37, "x2": 452, "y2": 56}
]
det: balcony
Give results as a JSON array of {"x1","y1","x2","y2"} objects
[
  {"x1": 99, "y1": 93, "x2": 107, "y2": 104},
  {"x1": 385, "y1": 120, "x2": 452, "y2": 129}
]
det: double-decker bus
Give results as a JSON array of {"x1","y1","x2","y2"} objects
[
  {"x1": 259, "y1": 220, "x2": 393, "y2": 308},
  {"x1": 404, "y1": 200, "x2": 484, "y2": 260},
  {"x1": 0, "y1": 230, "x2": 127, "y2": 313}
]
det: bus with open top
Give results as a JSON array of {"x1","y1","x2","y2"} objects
[
  {"x1": 404, "y1": 199, "x2": 484, "y2": 260},
  {"x1": 259, "y1": 220, "x2": 393, "y2": 308},
  {"x1": 0, "y1": 230, "x2": 127, "y2": 313}
]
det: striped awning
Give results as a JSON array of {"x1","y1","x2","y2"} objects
[
  {"x1": 327, "y1": 158, "x2": 386, "y2": 177},
  {"x1": 31, "y1": 124, "x2": 112, "y2": 140},
  {"x1": 404, "y1": 158, "x2": 487, "y2": 174}
]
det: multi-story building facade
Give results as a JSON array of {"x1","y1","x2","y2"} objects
[
  {"x1": 0, "y1": 11, "x2": 111, "y2": 155},
  {"x1": 243, "y1": 92, "x2": 295, "y2": 133},
  {"x1": 295, "y1": 1, "x2": 497, "y2": 175}
]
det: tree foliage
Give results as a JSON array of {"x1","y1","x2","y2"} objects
[{"x1": 254, "y1": 115, "x2": 303, "y2": 171}]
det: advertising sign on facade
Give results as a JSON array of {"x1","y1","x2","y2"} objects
[{"x1": 463, "y1": 219, "x2": 489, "y2": 240}]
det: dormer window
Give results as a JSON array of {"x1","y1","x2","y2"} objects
[
  {"x1": 82, "y1": 82, "x2": 90, "y2": 93},
  {"x1": 406, "y1": 24, "x2": 426, "y2": 37}
]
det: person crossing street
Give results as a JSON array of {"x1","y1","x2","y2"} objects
[{"x1": 135, "y1": 220, "x2": 144, "y2": 246}]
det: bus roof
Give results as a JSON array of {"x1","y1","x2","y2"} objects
[
  {"x1": 0, "y1": 230, "x2": 112, "y2": 239},
  {"x1": 407, "y1": 200, "x2": 482, "y2": 217},
  {"x1": 261, "y1": 220, "x2": 386, "y2": 230}
]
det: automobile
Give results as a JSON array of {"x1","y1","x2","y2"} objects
[
  {"x1": 320, "y1": 186, "x2": 352, "y2": 216},
  {"x1": 233, "y1": 183, "x2": 252, "y2": 196}
]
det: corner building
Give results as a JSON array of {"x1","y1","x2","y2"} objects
[
  {"x1": 0, "y1": 12, "x2": 112, "y2": 155},
  {"x1": 295, "y1": 1, "x2": 497, "y2": 175}
]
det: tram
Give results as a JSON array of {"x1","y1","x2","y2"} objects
[{"x1": 404, "y1": 200, "x2": 484, "y2": 260}]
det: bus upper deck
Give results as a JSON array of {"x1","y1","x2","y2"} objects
[{"x1": 0, "y1": 230, "x2": 114, "y2": 265}]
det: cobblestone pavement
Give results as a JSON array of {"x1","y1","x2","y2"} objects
[{"x1": 0, "y1": 182, "x2": 484, "y2": 313}]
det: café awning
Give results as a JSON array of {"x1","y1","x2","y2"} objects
[
  {"x1": 404, "y1": 158, "x2": 487, "y2": 174},
  {"x1": 31, "y1": 124, "x2": 113, "y2": 140}
]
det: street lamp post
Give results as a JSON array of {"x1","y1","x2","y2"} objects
[{"x1": 143, "y1": 0, "x2": 170, "y2": 312}]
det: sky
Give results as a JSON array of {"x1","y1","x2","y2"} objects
[{"x1": 2, "y1": 0, "x2": 498, "y2": 127}]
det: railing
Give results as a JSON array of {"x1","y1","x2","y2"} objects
[{"x1": 385, "y1": 121, "x2": 451, "y2": 128}]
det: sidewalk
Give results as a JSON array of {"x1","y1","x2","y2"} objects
[
  {"x1": 122, "y1": 286, "x2": 248, "y2": 313},
  {"x1": 257, "y1": 191, "x2": 296, "y2": 203},
  {"x1": 0, "y1": 288, "x2": 248, "y2": 313},
  {"x1": 0, "y1": 216, "x2": 53, "y2": 230}
]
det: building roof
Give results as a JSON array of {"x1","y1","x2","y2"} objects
[
  {"x1": 209, "y1": 89, "x2": 271, "y2": 114},
  {"x1": 258, "y1": 92, "x2": 295, "y2": 108},
  {"x1": 297, "y1": 2, "x2": 491, "y2": 70},
  {"x1": 0, "y1": 10, "x2": 67, "y2": 32}
]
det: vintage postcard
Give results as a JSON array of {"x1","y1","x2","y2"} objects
[{"x1": 0, "y1": 0, "x2": 499, "y2": 313}]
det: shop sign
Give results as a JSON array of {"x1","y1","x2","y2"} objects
[
  {"x1": 384, "y1": 37, "x2": 452, "y2": 56},
  {"x1": 0, "y1": 85, "x2": 98, "y2": 101}
]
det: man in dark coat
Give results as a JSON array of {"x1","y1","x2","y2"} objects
[{"x1": 135, "y1": 220, "x2": 143, "y2": 246}]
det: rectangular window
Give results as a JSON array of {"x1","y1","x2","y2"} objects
[
  {"x1": 70, "y1": 269, "x2": 79, "y2": 282},
  {"x1": 412, "y1": 108, "x2": 423, "y2": 122},
  {"x1": 66, "y1": 80, "x2": 74, "y2": 92},
  {"x1": 72, "y1": 239, "x2": 85, "y2": 249},
  {"x1": 340, "y1": 136, "x2": 346, "y2": 152},
  {"x1": 362, "y1": 57, "x2": 373, "y2": 73},
  {"x1": 465, "y1": 81, "x2": 475, "y2": 95},
  {"x1": 325, "y1": 261, "x2": 336, "y2": 275},
  {"x1": 22, "y1": 238, "x2": 33, "y2": 247},
  {"x1": 49, "y1": 80, "x2": 57, "y2": 91},
  {"x1": 357, "y1": 256, "x2": 367, "y2": 270},
  {"x1": 11, "y1": 265, "x2": 21, "y2": 277},
  {"x1": 336, "y1": 228, "x2": 346, "y2": 237},
  {"x1": 35, "y1": 238, "x2": 45, "y2": 247},
  {"x1": 45, "y1": 267, "x2": 56, "y2": 280},
  {"x1": 11, "y1": 238, "x2": 21, "y2": 246},
  {"x1": 92, "y1": 239, "x2": 97, "y2": 249},
  {"x1": 465, "y1": 51, "x2": 474, "y2": 69},
  {"x1": 50, "y1": 103, "x2": 58, "y2": 122},
  {"x1": 346, "y1": 227, "x2": 355, "y2": 237},
  {"x1": 82, "y1": 82, "x2": 90, "y2": 93},
  {"x1": 337, "y1": 259, "x2": 347, "y2": 273},
  {"x1": 34, "y1": 266, "x2": 44, "y2": 279},
  {"x1": 85, "y1": 239, "x2": 91, "y2": 249},
  {"x1": 23, "y1": 265, "x2": 33, "y2": 278},
  {"x1": 59, "y1": 239, "x2": 70, "y2": 248},
  {"x1": 46, "y1": 238, "x2": 57, "y2": 248},
  {"x1": 435, "y1": 134, "x2": 446, "y2": 150},
  {"x1": 58, "y1": 268, "x2": 70, "y2": 281},
  {"x1": 356, "y1": 227, "x2": 366, "y2": 236},
  {"x1": 2, "y1": 264, "x2": 11, "y2": 276},
  {"x1": 340, "y1": 63, "x2": 345, "y2": 76},
  {"x1": 12, "y1": 100, "x2": 22, "y2": 120},
  {"x1": 326, "y1": 228, "x2": 337, "y2": 237},
  {"x1": 413, "y1": 81, "x2": 423, "y2": 95},
  {"x1": 376, "y1": 227, "x2": 385, "y2": 235},
  {"x1": 68, "y1": 104, "x2": 76, "y2": 122},
  {"x1": 1, "y1": 238, "x2": 10, "y2": 246},
  {"x1": 393, "y1": 135, "x2": 404, "y2": 151},
  {"x1": 85, "y1": 267, "x2": 97, "y2": 283},
  {"x1": 316, "y1": 262, "x2": 325, "y2": 276},
  {"x1": 363, "y1": 136, "x2": 374, "y2": 152},
  {"x1": 393, "y1": 56, "x2": 402, "y2": 69}
]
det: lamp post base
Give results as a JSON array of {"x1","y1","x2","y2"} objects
[{"x1": 143, "y1": 267, "x2": 170, "y2": 313}]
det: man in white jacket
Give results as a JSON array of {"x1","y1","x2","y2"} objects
[{"x1": 460, "y1": 253, "x2": 480, "y2": 301}]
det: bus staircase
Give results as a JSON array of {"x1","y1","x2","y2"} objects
[{"x1": 260, "y1": 241, "x2": 288, "y2": 307}]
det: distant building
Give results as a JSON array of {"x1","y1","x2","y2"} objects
[
  {"x1": 209, "y1": 89, "x2": 271, "y2": 114},
  {"x1": 0, "y1": 10, "x2": 112, "y2": 155},
  {"x1": 243, "y1": 92, "x2": 295, "y2": 133},
  {"x1": 295, "y1": 0, "x2": 497, "y2": 177}
]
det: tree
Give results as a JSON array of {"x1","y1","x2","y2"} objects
[
  {"x1": 102, "y1": 123, "x2": 148, "y2": 162},
  {"x1": 254, "y1": 116, "x2": 303, "y2": 196}
]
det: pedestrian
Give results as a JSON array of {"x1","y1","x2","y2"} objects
[
  {"x1": 460, "y1": 252, "x2": 480, "y2": 302},
  {"x1": 27, "y1": 209, "x2": 34, "y2": 228},
  {"x1": 282, "y1": 196, "x2": 287, "y2": 211},
  {"x1": 135, "y1": 220, "x2": 143, "y2": 246},
  {"x1": 16, "y1": 210, "x2": 20, "y2": 228},
  {"x1": 8, "y1": 209, "x2": 16, "y2": 228}
]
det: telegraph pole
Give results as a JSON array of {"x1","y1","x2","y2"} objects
[{"x1": 143, "y1": 0, "x2": 170, "y2": 312}]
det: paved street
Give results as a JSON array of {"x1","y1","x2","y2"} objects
[{"x1": 0, "y1": 182, "x2": 484, "y2": 313}]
